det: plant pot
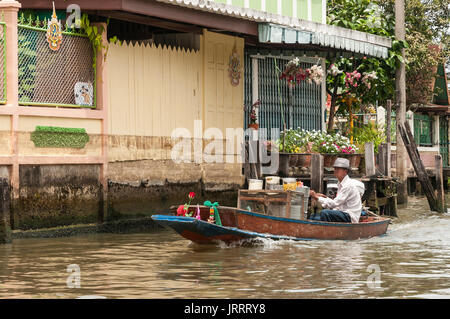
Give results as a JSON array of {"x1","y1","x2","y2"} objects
[
  {"x1": 288, "y1": 154, "x2": 298, "y2": 166},
  {"x1": 322, "y1": 154, "x2": 338, "y2": 167},
  {"x1": 279, "y1": 153, "x2": 312, "y2": 169},
  {"x1": 337, "y1": 153, "x2": 364, "y2": 168},
  {"x1": 296, "y1": 153, "x2": 312, "y2": 167},
  {"x1": 248, "y1": 123, "x2": 259, "y2": 130},
  {"x1": 349, "y1": 154, "x2": 363, "y2": 168}
]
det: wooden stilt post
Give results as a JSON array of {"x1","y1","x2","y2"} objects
[
  {"x1": 398, "y1": 121, "x2": 439, "y2": 212},
  {"x1": 365, "y1": 142, "x2": 376, "y2": 177},
  {"x1": 435, "y1": 154, "x2": 446, "y2": 213},
  {"x1": 311, "y1": 154, "x2": 323, "y2": 194},
  {"x1": 385, "y1": 100, "x2": 392, "y2": 177},
  {"x1": 386, "y1": 100, "x2": 392, "y2": 144},
  {"x1": 378, "y1": 143, "x2": 388, "y2": 176}
]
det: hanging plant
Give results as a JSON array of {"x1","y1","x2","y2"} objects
[
  {"x1": 280, "y1": 57, "x2": 324, "y2": 87},
  {"x1": 79, "y1": 14, "x2": 122, "y2": 70}
]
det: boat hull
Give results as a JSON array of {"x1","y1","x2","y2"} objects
[{"x1": 152, "y1": 206, "x2": 390, "y2": 244}]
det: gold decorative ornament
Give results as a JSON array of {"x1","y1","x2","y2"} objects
[
  {"x1": 228, "y1": 46, "x2": 241, "y2": 87},
  {"x1": 46, "y1": 2, "x2": 63, "y2": 51}
]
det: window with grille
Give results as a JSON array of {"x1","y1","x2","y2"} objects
[{"x1": 414, "y1": 114, "x2": 433, "y2": 146}]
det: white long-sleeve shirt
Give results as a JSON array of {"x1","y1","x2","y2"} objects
[{"x1": 318, "y1": 175, "x2": 364, "y2": 223}]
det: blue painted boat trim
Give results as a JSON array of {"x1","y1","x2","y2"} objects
[{"x1": 151, "y1": 215, "x2": 315, "y2": 241}]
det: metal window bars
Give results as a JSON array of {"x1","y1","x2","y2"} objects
[
  {"x1": 17, "y1": 14, "x2": 96, "y2": 108},
  {"x1": 244, "y1": 53, "x2": 323, "y2": 141}
]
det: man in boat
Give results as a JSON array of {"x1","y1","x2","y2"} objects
[{"x1": 309, "y1": 158, "x2": 365, "y2": 223}]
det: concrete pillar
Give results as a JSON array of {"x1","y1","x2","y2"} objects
[
  {"x1": 433, "y1": 115, "x2": 439, "y2": 147},
  {"x1": 0, "y1": 177, "x2": 11, "y2": 243},
  {"x1": 93, "y1": 22, "x2": 109, "y2": 222},
  {"x1": 0, "y1": 0, "x2": 21, "y2": 235},
  {"x1": 0, "y1": 0, "x2": 20, "y2": 106}
]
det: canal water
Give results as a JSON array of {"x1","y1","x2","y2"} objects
[{"x1": 1, "y1": 196, "x2": 450, "y2": 299}]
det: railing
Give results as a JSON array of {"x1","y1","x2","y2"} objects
[
  {"x1": 0, "y1": 21, "x2": 6, "y2": 104},
  {"x1": 17, "y1": 14, "x2": 96, "y2": 108}
]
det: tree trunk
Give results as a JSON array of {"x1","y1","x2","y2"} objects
[{"x1": 326, "y1": 81, "x2": 340, "y2": 133}]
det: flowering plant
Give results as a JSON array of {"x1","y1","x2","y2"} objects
[
  {"x1": 345, "y1": 70, "x2": 362, "y2": 88},
  {"x1": 280, "y1": 58, "x2": 324, "y2": 87},
  {"x1": 307, "y1": 65, "x2": 324, "y2": 85},
  {"x1": 277, "y1": 129, "x2": 358, "y2": 155},
  {"x1": 329, "y1": 64, "x2": 343, "y2": 77},
  {"x1": 249, "y1": 99, "x2": 260, "y2": 124},
  {"x1": 361, "y1": 71, "x2": 378, "y2": 89},
  {"x1": 176, "y1": 192, "x2": 196, "y2": 217}
]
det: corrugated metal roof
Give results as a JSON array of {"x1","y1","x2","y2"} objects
[
  {"x1": 155, "y1": 0, "x2": 392, "y2": 58},
  {"x1": 259, "y1": 23, "x2": 390, "y2": 58}
]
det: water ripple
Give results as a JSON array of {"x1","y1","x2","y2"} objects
[{"x1": 1, "y1": 196, "x2": 450, "y2": 298}]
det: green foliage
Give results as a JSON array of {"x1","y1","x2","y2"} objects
[
  {"x1": 30, "y1": 126, "x2": 90, "y2": 148},
  {"x1": 80, "y1": 14, "x2": 105, "y2": 70},
  {"x1": 277, "y1": 129, "x2": 358, "y2": 154},
  {"x1": 80, "y1": 14, "x2": 122, "y2": 70},
  {"x1": 352, "y1": 122, "x2": 386, "y2": 154},
  {"x1": 326, "y1": 0, "x2": 449, "y2": 129},
  {"x1": 327, "y1": 0, "x2": 393, "y2": 37},
  {"x1": 377, "y1": 0, "x2": 449, "y2": 107},
  {"x1": 327, "y1": 0, "x2": 399, "y2": 106}
]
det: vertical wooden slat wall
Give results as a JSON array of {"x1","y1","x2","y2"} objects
[
  {"x1": 107, "y1": 32, "x2": 244, "y2": 164},
  {"x1": 107, "y1": 41, "x2": 202, "y2": 139}
]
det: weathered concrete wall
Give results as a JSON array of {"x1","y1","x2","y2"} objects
[
  {"x1": 9, "y1": 159, "x2": 243, "y2": 230},
  {"x1": 14, "y1": 165, "x2": 102, "y2": 230},
  {"x1": 107, "y1": 159, "x2": 243, "y2": 221}
]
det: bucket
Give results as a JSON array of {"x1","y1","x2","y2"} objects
[
  {"x1": 265, "y1": 176, "x2": 280, "y2": 189},
  {"x1": 248, "y1": 179, "x2": 263, "y2": 190},
  {"x1": 282, "y1": 178, "x2": 297, "y2": 184},
  {"x1": 282, "y1": 178, "x2": 297, "y2": 191}
]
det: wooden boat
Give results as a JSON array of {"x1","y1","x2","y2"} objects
[{"x1": 151, "y1": 204, "x2": 390, "y2": 245}]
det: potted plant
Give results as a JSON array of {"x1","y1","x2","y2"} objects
[
  {"x1": 248, "y1": 100, "x2": 260, "y2": 130},
  {"x1": 276, "y1": 129, "x2": 360, "y2": 169}
]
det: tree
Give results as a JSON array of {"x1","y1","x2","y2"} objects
[
  {"x1": 374, "y1": 0, "x2": 448, "y2": 108},
  {"x1": 326, "y1": 0, "x2": 449, "y2": 132},
  {"x1": 326, "y1": 0, "x2": 402, "y2": 133}
]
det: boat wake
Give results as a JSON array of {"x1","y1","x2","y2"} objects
[{"x1": 367, "y1": 213, "x2": 450, "y2": 245}]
